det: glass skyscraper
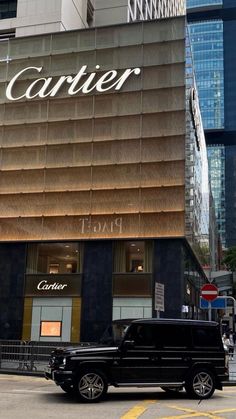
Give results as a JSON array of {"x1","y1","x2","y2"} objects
[{"x1": 187, "y1": 0, "x2": 236, "y2": 248}]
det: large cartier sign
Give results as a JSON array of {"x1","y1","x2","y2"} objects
[
  {"x1": 6, "y1": 65, "x2": 141, "y2": 101},
  {"x1": 25, "y1": 275, "x2": 82, "y2": 297}
]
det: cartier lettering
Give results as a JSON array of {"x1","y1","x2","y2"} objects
[
  {"x1": 37, "y1": 280, "x2": 68, "y2": 291},
  {"x1": 6, "y1": 65, "x2": 141, "y2": 101}
]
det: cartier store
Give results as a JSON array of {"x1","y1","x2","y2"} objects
[{"x1": 0, "y1": 16, "x2": 207, "y2": 342}]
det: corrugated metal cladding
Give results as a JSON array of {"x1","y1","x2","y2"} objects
[{"x1": 0, "y1": 17, "x2": 186, "y2": 241}]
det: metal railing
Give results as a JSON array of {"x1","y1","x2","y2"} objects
[{"x1": 0, "y1": 340, "x2": 77, "y2": 373}]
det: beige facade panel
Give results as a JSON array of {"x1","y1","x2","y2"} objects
[
  {"x1": 140, "y1": 161, "x2": 185, "y2": 187},
  {"x1": 8, "y1": 35, "x2": 51, "y2": 59},
  {"x1": 0, "y1": 212, "x2": 184, "y2": 241},
  {"x1": 4, "y1": 17, "x2": 185, "y2": 60},
  {"x1": 0, "y1": 19, "x2": 186, "y2": 241},
  {"x1": 142, "y1": 111, "x2": 185, "y2": 138},
  {"x1": 140, "y1": 186, "x2": 185, "y2": 213},
  {"x1": 45, "y1": 167, "x2": 92, "y2": 192},
  {"x1": 0, "y1": 169, "x2": 45, "y2": 194},
  {"x1": 143, "y1": 64, "x2": 184, "y2": 90},
  {"x1": 0, "y1": 112, "x2": 185, "y2": 151},
  {"x1": 141, "y1": 136, "x2": 185, "y2": 162},
  {"x1": 0, "y1": 159, "x2": 185, "y2": 196},
  {"x1": 0, "y1": 85, "x2": 185, "y2": 126}
]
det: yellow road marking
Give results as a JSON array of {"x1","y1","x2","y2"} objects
[
  {"x1": 212, "y1": 409, "x2": 236, "y2": 414},
  {"x1": 121, "y1": 400, "x2": 157, "y2": 419},
  {"x1": 160, "y1": 414, "x2": 224, "y2": 419},
  {"x1": 162, "y1": 405, "x2": 225, "y2": 419}
]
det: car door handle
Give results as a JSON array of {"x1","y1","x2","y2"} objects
[{"x1": 183, "y1": 357, "x2": 191, "y2": 362}]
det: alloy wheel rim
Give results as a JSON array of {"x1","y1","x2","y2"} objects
[
  {"x1": 79, "y1": 373, "x2": 104, "y2": 400},
  {"x1": 193, "y1": 372, "x2": 213, "y2": 397}
]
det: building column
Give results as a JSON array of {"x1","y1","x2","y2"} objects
[
  {"x1": 80, "y1": 241, "x2": 113, "y2": 342},
  {"x1": 0, "y1": 243, "x2": 26, "y2": 339},
  {"x1": 153, "y1": 239, "x2": 184, "y2": 319}
]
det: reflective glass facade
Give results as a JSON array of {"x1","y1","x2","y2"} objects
[
  {"x1": 189, "y1": 20, "x2": 224, "y2": 130},
  {"x1": 187, "y1": 0, "x2": 236, "y2": 249},
  {"x1": 185, "y1": 28, "x2": 211, "y2": 265},
  {"x1": 187, "y1": 0, "x2": 222, "y2": 7},
  {"x1": 207, "y1": 145, "x2": 226, "y2": 247}
]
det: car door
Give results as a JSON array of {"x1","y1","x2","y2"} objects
[
  {"x1": 118, "y1": 323, "x2": 162, "y2": 384},
  {"x1": 158, "y1": 324, "x2": 191, "y2": 383}
]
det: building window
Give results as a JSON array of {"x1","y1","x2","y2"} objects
[
  {"x1": 113, "y1": 241, "x2": 153, "y2": 273},
  {"x1": 40, "y1": 321, "x2": 62, "y2": 338},
  {"x1": 187, "y1": 0, "x2": 222, "y2": 8},
  {"x1": 26, "y1": 242, "x2": 83, "y2": 274},
  {"x1": 0, "y1": 0, "x2": 17, "y2": 20}
]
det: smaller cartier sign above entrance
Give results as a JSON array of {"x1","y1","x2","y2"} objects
[
  {"x1": 6, "y1": 65, "x2": 141, "y2": 101},
  {"x1": 25, "y1": 275, "x2": 82, "y2": 297},
  {"x1": 37, "y1": 280, "x2": 67, "y2": 291}
]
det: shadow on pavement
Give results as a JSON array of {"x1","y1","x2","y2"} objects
[{"x1": 39, "y1": 388, "x2": 225, "y2": 404}]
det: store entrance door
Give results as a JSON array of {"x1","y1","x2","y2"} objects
[{"x1": 31, "y1": 297, "x2": 72, "y2": 342}]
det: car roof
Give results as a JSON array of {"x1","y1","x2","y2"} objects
[{"x1": 130, "y1": 318, "x2": 219, "y2": 327}]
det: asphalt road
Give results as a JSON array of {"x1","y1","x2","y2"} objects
[{"x1": 0, "y1": 375, "x2": 236, "y2": 419}]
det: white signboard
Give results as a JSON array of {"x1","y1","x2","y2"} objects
[{"x1": 155, "y1": 282, "x2": 165, "y2": 312}]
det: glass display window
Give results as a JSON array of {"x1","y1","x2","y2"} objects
[
  {"x1": 113, "y1": 240, "x2": 153, "y2": 273},
  {"x1": 26, "y1": 242, "x2": 83, "y2": 274},
  {"x1": 40, "y1": 321, "x2": 62, "y2": 337}
]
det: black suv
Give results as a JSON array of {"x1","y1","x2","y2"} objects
[{"x1": 45, "y1": 319, "x2": 228, "y2": 402}]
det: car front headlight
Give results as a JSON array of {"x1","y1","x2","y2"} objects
[{"x1": 59, "y1": 357, "x2": 67, "y2": 369}]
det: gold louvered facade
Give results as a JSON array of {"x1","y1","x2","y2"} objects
[{"x1": 0, "y1": 18, "x2": 186, "y2": 241}]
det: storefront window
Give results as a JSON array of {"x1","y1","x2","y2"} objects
[
  {"x1": 113, "y1": 241, "x2": 152, "y2": 273},
  {"x1": 40, "y1": 321, "x2": 62, "y2": 337},
  {"x1": 26, "y1": 242, "x2": 83, "y2": 274}
]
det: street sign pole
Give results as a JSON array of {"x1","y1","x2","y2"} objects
[{"x1": 208, "y1": 301, "x2": 212, "y2": 321}]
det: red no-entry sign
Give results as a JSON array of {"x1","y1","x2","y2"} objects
[{"x1": 201, "y1": 283, "x2": 218, "y2": 301}]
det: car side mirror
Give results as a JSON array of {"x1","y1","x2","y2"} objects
[{"x1": 122, "y1": 340, "x2": 135, "y2": 349}]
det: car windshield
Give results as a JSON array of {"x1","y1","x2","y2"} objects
[{"x1": 99, "y1": 320, "x2": 131, "y2": 345}]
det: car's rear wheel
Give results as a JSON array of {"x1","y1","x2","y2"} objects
[
  {"x1": 185, "y1": 369, "x2": 215, "y2": 399},
  {"x1": 76, "y1": 370, "x2": 108, "y2": 403}
]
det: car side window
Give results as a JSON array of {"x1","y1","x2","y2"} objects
[
  {"x1": 192, "y1": 327, "x2": 221, "y2": 348},
  {"x1": 126, "y1": 324, "x2": 156, "y2": 347},
  {"x1": 157, "y1": 325, "x2": 190, "y2": 349}
]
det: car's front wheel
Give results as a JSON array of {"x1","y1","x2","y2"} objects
[
  {"x1": 185, "y1": 369, "x2": 215, "y2": 399},
  {"x1": 76, "y1": 369, "x2": 108, "y2": 403}
]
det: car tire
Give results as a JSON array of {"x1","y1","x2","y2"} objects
[
  {"x1": 185, "y1": 369, "x2": 215, "y2": 399},
  {"x1": 76, "y1": 369, "x2": 108, "y2": 403},
  {"x1": 59, "y1": 383, "x2": 75, "y2": 395}
]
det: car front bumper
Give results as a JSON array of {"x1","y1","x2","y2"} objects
[{"x1": 45, "y1": 367, "x2": 74, "y2": 386}]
